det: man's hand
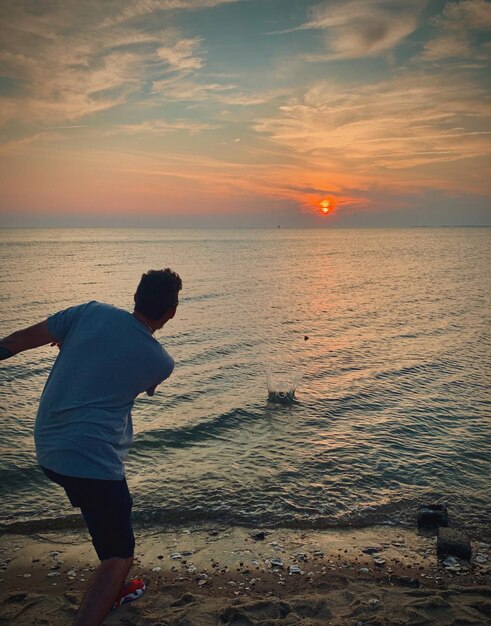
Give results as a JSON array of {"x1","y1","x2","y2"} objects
[
  {"x1": 0, "y1": 346, "x2": 14, "y2": 361},
  {"x1": 0, "y1": 321, "x2": 58, "y2": 360},
  {"x1": 146, "y1": 384, "x2": 158, "y2": 396}
]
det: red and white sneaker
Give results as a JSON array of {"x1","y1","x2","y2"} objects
[{"x1": 113, "y1": 578, "x2": 146, "y2": 609}]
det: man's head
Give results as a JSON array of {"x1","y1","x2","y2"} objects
[{"x1": 134, "y1": 269, "x2": 182, "y2": 328}]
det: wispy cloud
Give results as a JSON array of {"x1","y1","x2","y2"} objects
[
  {"x1": 421, "y1": 0, "x2": 491, "y2": 61},
  {"x1": 103, "y1": 0, "x2": 243, "y2": 27},
  {"x1": 0, "y1": 1, "x2": 237, "y2": 126},
  {"x1": 110, "y1": 119, "x2": 217, "y2": 135},
  {"x1": 253, "y1": 70, "x2": 491, "y2": 196},
  {"x1": 42, "y1": 125, "x2": 88, "y2": 130},
  {"x1": 151, "y1": 76, "x2": 283, "y2": 106},
  {"x1": 157, "y1": 37, "x2": 204, "y2": 71},
  {"x1": 273, "y1": 0, "x2": 423, "y2": 59},
  {"x1": 432, "y1": 0, "x2": 491, "y2": 31}
]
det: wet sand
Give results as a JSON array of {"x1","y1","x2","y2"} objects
[{"x1": 0, "y1": 524, "x2": 489, "y2": 625}]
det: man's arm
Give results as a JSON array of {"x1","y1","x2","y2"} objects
[{"x1": 0, "y1": 321, "x2": 57, "y2": 360}]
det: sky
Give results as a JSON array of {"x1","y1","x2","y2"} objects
[{"x1": 0, "y1": 0, "x2": 490, "y2": 228}]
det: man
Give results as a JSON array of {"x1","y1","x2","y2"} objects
[{"x1": 0, "y1": 268, "x2": 182, "y2": 625}]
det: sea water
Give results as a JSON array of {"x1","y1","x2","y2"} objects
[{"x1": 0, "y1": 228, "x2": 489, "y2": 539}]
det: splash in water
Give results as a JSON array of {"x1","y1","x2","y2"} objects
[{"x1": 267, "y1": 369, "x2": 304, "y2": 404}]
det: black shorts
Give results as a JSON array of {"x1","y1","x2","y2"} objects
[{"x1": 42, "y1": 467, "x2": 135, "y2": 561}]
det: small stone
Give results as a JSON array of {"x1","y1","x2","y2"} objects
[
  {"x1": 359, "y1": 568, "x2": 370, "y2": 574},
  {"x1": 270, "y1": 558, "x2": 284, "y2": 569},
  {"x1": 362, "y1": 547, "x2": 381, "y2": 555},
  {"x1": 171, "y1": 553, "x2": 182, "y2": 560},
  {"x1": 67, "y1": 570, "x2": 77, "y2": 577},
  {"x1": 475, "y1": 554, "x2": 487, "y2": 564},
  {"x1": 48, "y1": 572, "x2": 60, "y2": 577},
  {"x1": 251, "y1": 531, "x2": 266, "y2": 541},
  {"x1": 368, "y1": 598, "x2": 380, "y2": 608},
  {"x1": 198, "y1": 579, "x2": 208, "y2": 587},
  {"x1": 289, "y1": 565, "x2": 301, "y2": 574},
  {"x1": 152, "y1": 566, "x2": 161, "y2": 572},
  {"x1": 22, "y1": 574, "x2": 31, "y2": 578},
  {"x1": 373, "y1": 558, "x2": 386, "y2": 567}
]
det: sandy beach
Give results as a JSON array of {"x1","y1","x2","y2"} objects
[{"x1": 0, "y1": 523, "x2": 489, "y2": 625}]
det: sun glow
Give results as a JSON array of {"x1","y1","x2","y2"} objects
[{"x1": 320, "y1": 199, "x2": 331, "y2": 214}]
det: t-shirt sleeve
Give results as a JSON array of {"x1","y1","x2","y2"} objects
[
  {"x1": 145, "y1": 352, "x2": 174, "y2": 396},
  {"x1": 159, "y1": 352, "x2": 174, "y2": 383},
  {"x1": 47, "y1": 303, "x2": 90, "y2": 342}
]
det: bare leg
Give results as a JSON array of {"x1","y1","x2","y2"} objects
[{"x1": 73, "y1": 556, "x2": 133, "y2": 626}]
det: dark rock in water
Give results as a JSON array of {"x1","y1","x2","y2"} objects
[
  {"x1": 437, "y1": 527, "x2": 472, "y2": 560},
  {"x1": 251, "y1": 531, "x2": 266, "y2": 541},
  {"x1": 417, "y1": 504, "x2": 448, "y2": 529}
]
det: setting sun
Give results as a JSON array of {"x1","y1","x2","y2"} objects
[{"x1": 320, "y1": 199, "x2": 333, "y2": 215}]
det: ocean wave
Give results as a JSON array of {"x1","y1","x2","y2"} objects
[
  {"x1": 133, "y1": 406, "x2": 262, "y2": 452},
  {"x1": 2, "y1": 495, "x2": 490, "y2": 542}
]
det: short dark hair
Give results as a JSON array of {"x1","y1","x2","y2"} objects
[{"x1": 134, "y1": 269, "x2": 182, "y2": 320}]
